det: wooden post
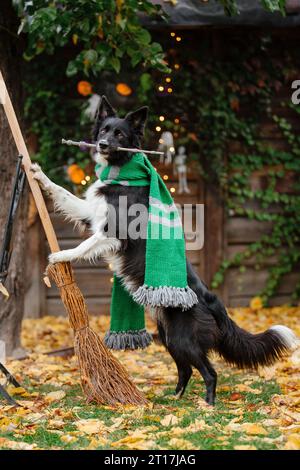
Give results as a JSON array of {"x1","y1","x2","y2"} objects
[{"x1": 0, "y1": 70, "x2": 60, "y2": 254}]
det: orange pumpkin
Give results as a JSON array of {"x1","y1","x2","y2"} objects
[
  {"x1": 116, "y1": 82, "x2": 132, "y2": 97},
  {"x1": 67, "y1": 164, "x2": 85, "y2": 184},
  {"x1": 77, "y1": 81, "x2": 92, "y2": 96}
]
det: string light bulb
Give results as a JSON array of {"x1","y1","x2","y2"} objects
[
  {"x1": 166, "y1": 77, "x2": 172, "y2": 83},
  {"x1": 159, "y1": 115, "x2": 165, "y2": 122},
  {"x1": 176, "y1": 36, "x2": 182, "y2": 42},
  {"x1": 158, "y1": 85, "x2": 164, "y2": 92},
  {"x1": 167, "y1": 87, "x2": 173, "y2": 93},
  {"x1": 163, "y1": 175, "x2": 169, "y2": 180},
  {"x1": 174, "y1": 64, "x2": 180, "y2": 70},
  {"x1": 170, "y1": 146, "x2": 175, "y2": 152},
  {"x1": 85, "y1": 175, "x2": 91, "y2": 181},
  {"x1": 81, "y1": 179, "x2": 87, "y2": 186},
  {"x1": 155, "y1": 126, "x2": 161, "y2": 132},
  {"x1": 170, "y1": 187, "x2": 176, "y2": 193},
  {"x1": 159, "y1": 138, "x2": 164, "y2": 144},
  {"x1": 170, "y1": 32, "x2": 176, "y2": 37},
  {"x1": 174, "y1": 118, "x2": 180, "y2": 124}
]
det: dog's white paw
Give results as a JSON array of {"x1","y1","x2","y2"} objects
[
  {"x1": 48, "y1": 251, "x2": 72, "y2": 264},
  {"x1": 30, "y1": 163, "x2": 51, "y2": 191}
]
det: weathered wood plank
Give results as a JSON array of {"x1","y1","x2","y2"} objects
[
  {"x1": 227, "y1": 268, "x2": 299, "y2": 297},
  {"x1": 226, "y1": 218, "x2": 273, "y2": 244},
  {"x1": 228, "y1": 295, "x2": 294, "y2": 308},
  {"x1": 46, "y1": 297, "x2": 111, "y2": 316},
  {"x1": 50, "y1": 213, "x2": 83, "y2": 239},
  {"x1": 227, "y1": 245, "x2": 279, "y2": 266},
  {"x1": 204, "y1": 186, "x2": 226, "y2": 300},
  {"x1": 24, "y1": 219, "x2": 46, "y2": 318},
  {"x1": 46, "y1": 268, "x2": 112, "y2": 298}
]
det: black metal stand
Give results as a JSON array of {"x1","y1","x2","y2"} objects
[
  {"x1": 0, "y1": 363, "x2": 21, "y2": 406},
  {"x1": 0, "y1": 155, "x2": 26, "y2": 287},
  {"x1": 0, "y1": 155, "x2": 26, "y2": 405}
]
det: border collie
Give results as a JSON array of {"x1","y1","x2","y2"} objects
[{"x1": 30, "y1": 96, "x2": 298, "y2": 405}]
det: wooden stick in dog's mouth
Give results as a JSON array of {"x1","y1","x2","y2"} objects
[{"x1": 61, "y1": 138, "x2": 164, "y2": 156}]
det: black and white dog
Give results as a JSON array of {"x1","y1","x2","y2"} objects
[{"x1": 31, "y1": 96, "x2": 297, "y2": 405}]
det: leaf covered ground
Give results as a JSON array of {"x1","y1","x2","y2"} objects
[{"x1": 0, "y1": 307, "x2": 299, "y2": 450}]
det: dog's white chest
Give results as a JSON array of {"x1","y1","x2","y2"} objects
[{"x1": 84, "y1": 180, "x2": 108, "y2": 234}]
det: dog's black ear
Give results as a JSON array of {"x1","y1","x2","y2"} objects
[
  {"x1": 125, "y1": 106, "x2": 148, "y2": 137},
  {"x1": 93, "y1": 96, "x2": 116, "y2": 140}
]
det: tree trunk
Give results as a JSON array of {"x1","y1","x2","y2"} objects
[{"x1": 0, "y1": 0, "x2": 28, "y2": 357}]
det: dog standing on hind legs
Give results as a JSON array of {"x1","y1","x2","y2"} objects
[{"x1": 30, "y1": 96, "x2": 298, "y2": 405}]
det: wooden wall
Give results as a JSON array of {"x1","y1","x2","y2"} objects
[{"x1": 221, "y1": 76, "x2": 299, "y2": 306}]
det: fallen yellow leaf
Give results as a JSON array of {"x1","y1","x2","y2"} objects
[
  {"x1": 161, "y1": 414, "x2": 179, "y2": 426},
  {"x1": 60, "y1": 434, "x2": 77, "y2": 444},
  {"x1": 284, "y1": 434, "x2": 300, "y2": 450},
  {"x1": 6, "y1": 386, "x2": 31, "y2": 398},
  {"x1": 169, "y1": 438, "x2": 195, "y2": 450},
  {"x1": 111, "y1": 431, "x2": 154, "y2": 450},
  {"x1": 226, "y1": 422, "x2": 268, "y2": 435},
  {"x1": 75, "y1": 419, "x2": 105, "y2": 435},
  {"x1": 235, "y1": 384, "x2": 262, "y2": 395},
  {"x1": 0, "y1": 437, "x2": 37, "y2": 450},
  {"x1": 87, "y1": 437, "x2": 108, "y2": 449},
  {"x1": 183, "y1": 419, "x2": 210, "y2": 433},
  {"x1": 44, "y1": 390, "x2": 66, "y2": 403},
  {"x1": 48, "y1": 419, "x2": 65, "y2": 430},
  {"x1": 250, "y1": 297, "x2": 263, "y2": 311}
]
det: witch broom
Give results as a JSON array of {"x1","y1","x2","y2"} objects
[{"x1": 0, "y1": 70, "x2": 146, "y2": 405}]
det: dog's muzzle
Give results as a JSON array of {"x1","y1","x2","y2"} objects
[{"x1": 97, "y1": 139, "x2": 109, "y2": 153}]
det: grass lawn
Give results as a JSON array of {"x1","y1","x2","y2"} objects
[{"x1": 0, "y1": 306, "x2": 299, "y2": 450}]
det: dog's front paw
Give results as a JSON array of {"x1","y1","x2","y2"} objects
[
  {"x1": 30, "y1": 163, "x2": 51, "y2": 191},
  {"x1": 48, "y1": 251, "x2": 71, "y2": 264}
]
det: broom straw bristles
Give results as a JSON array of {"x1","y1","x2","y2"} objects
[{"x1": 46, "y1": 262, "x2": 147, "y2": 405}]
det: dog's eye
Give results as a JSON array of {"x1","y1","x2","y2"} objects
[{"x1": 115, "y1": 130, "x2": 123, "y2": 138}]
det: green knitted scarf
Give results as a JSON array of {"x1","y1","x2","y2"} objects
[{"x1": 96, "y1": 153, "x2": 198, "y2": 350}]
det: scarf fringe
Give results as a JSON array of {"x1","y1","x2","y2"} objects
[
  {"x1": 132, "y1": 285, "x2": 198, "y2": 310},
  {"x1": 104, "y1": 329, "x2": 153, "y2": 350}
]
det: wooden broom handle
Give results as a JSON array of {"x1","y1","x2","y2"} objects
[{"x1": 0, "y1": 70, "x2": 60, "y2": 253}]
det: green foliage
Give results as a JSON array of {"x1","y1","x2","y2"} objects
[
  {"x1": 213, "y1": 146, "x2": 300, "y2": 303},
  {"x1": 219, "y1": 0, "x2": 286, "y2": 16},
  {"x1": 14, "y1": 0, "x2": 168, "y2": 75}
]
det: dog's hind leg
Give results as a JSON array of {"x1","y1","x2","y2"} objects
[
  {"x1": 193, "y1": 356, "x2": 217, "y2": 405},
  {"x1": 174, "y1": 360, "x2": 192, "y2": 399}
]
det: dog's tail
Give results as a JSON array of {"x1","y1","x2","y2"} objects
[{"x1": 205, "y1": 292, "x2": 298, "y2": 368}]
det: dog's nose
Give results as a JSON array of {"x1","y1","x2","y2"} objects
[{"x1": 98, "y1": 139, "x2": 109, "y2": 150}]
